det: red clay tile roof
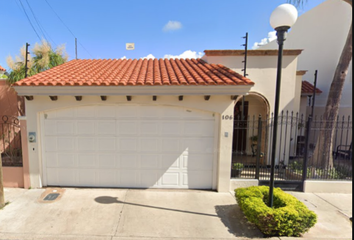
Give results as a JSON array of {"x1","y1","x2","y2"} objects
[
  {"x1": 0, "y1": 65, "x2": 5, "y2": 71},
  {"x1": 302, "y1": 80, "x2": 322, "y2": 94},
  {"x1": 13, "y1": 58, "x2": 254, "y2": 86}
]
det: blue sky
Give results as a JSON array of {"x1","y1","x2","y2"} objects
[{"x1": 1, "y1": 0, "x2": 326, "y2": 71}]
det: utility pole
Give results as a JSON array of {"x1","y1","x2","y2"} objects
[
  {"x1": 25, "y1": 43, "x2": 30, "y2": 78},
  {"x1": 241, "y1": 32, "x2": 249, "y2": 121},
  {"x1": 75, "y1": 38, "x2": 77, "y2": 60}
]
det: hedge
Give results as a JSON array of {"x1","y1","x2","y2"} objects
[{"x1": 235, "y1": 186, "x2": 317, "y2": 237}]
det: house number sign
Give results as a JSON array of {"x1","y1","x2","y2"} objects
[{"x1": 222, "y1": 115, "x2": 233, "y2": 120}]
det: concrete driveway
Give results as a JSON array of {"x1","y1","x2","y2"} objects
[{"x1": 0, "y1": 188, "x2": 263, "y2": 240}]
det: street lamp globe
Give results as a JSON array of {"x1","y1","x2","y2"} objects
[{"x1": 270, "y1": 4, "x2": 298, "y2": 30}]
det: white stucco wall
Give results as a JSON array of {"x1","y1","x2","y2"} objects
[
  {"x1": 202, "y1": 54, "x2": 300, "y2": 114},
  {"x1": 24, "y1": 95, "x2": 235, "y2": 192},
  {"x1": 259, "y1": 0, "x2": 352, "y2": 111}
]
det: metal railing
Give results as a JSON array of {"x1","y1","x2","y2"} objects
[
  {"x1": 1, "y1": 115, "x2": 23, "y2": 166},
  {"x1": 231, "y1": 112, "x2": 352, "y2": 181}
]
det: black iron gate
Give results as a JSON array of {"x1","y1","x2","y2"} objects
[
  {"x1": 231, "y1": 112, "x2": 352, "y2": 191},
  {"x1": 1, "y1": 115, "x2": 23, "y2": 166}
]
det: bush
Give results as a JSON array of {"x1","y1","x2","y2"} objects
[
  {"x1": 235, "y1": 186, "x2": 317, "y2": 237},
  {"x1": 232, "y1": 162, "x2": 244, "y2": 170}
]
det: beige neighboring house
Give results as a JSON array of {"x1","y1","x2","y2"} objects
[
  {"x1": 12, "y1": 53, "x2": 303, "y2": 192},
  {"x1": 258, "y1": 0, "x2": 352, "y2": 118}
]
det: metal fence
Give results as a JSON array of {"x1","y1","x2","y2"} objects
[
  {"x1": 231, "y1": 112, "x2": 352, "y2": 182},
  {"x1": 1, "y1": 115, "x2": 23, "y2": 166}
]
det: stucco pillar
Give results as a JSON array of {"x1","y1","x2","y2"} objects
[
  {"x1": 19, "y1": 117, "x2": 30, "y2": 189},
  {"x1": 217, "y1": 102, "x2": 234, "y2": 192}
]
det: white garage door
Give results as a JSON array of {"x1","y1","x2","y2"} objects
[{"x1": 42, "y1": 105, "x2": 215, "y2": 189}]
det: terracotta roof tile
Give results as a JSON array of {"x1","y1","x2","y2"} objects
[
  {"x1": 0, "y1": 65, "x2": 5, "y2": 71},
  {"x1": 13, "y1": 58, "x2": 254, "y2": 87},
  {"x1": 302, "y1": 80, "x2": 322, "y2": 94}
]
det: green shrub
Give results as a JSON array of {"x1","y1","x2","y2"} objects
[
  {"x1": 232, "y1": 162, "x2": 244, "y2": 170},
  {"x1": 235, "y1": 186, "x2": 317, "y2": 237}
]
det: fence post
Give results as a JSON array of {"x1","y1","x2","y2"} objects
[
  {"x1": 255, "y1": 115, "x2": 262, "y2": 179},
  {"x1": 302, "y1": 115, "x2": 312, "y2": 192}
]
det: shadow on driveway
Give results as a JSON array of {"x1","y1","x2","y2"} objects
[
  {"x1": 215, "y1": 204, "x2": 264, "y2": 238},
  {"x1": 94, "y1": 196, "x2": 263, "y2": 238}
]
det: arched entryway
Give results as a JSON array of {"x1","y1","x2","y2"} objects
[{"x1": 232, "y1": 92, "x2": 270, "y2": 165}]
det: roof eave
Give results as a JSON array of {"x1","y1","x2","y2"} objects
[{"x1": 13, "y1": 85, "x2": 254, "y2": 96}]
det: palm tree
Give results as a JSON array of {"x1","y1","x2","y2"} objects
[
  {"x1": 290, "y1": 0, "x2": 352, "y2": 168},
  {"x1": 6, "y1": 40, "x2": 68, "y2": 115}
]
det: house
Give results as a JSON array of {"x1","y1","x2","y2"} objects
[
  {"x1": 258, "y1": 0, "x2": 352, "y2": 118},
  {"x1": 13, "y1": 58, "x2": 255, "y2": 192},
  {"x1": 12, "y1": 51, "x2": 303, "y2": 192}
]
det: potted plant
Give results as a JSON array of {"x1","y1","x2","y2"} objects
[{"x1": 232, "y1": 162, "x2": 244, "y2": 178}]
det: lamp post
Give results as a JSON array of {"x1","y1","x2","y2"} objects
[{"x1": 268, "y1": 4, "x2": 298, "y2": 208}]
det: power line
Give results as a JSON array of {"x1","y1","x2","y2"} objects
[
  {"x1": 18, "y1": 0, "x2": 41, "y2": 40},
  {"x1": 25, "y1": 0, "x2": 57, "y2": 47},
  {"x1": 44, "y1": 0, "x2": 93, "y2": 58}
]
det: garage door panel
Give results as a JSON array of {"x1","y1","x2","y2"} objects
[
  {"x1": 120, "y1": 170, "x2": 138, "y2": 187},
  {"x1": 161, "y1": 138, "x2": 180, "y2": 153},
  {"x1": 58, "y1": 153, "x2": 76, "y2": 168},
  {"x1": 187, "y1": 154, "x2": 213, "y2": 170},
  {"x1": 98, "y1": 153, "x2": 117, "y2": 168},
  {"x1": 45, "y1": 153, "x2": 57, "y2": 168},
  {"x1": 46, "y1": 168, "x2": 58, "y2": 185},
  {"x1": 161, "y1": 154, "x2": 180, "y2": 169},
  {"x1": 140, "y1": 170, "x2": 159, "y2": 187},
  {"x1": 57, "y1": 137, "x2": 75, "y2": 151},
  {"x1": 97, "y1": 169, "x2": 118, "y2": 186},
  {"x1": 181, "y1": 138, "x2": 214, "y2": 153},
  {"x1": 119, "y1": 122, "x2": 138, "y2": 135},
  {"x1": 45, "y1": 137, "x2": 57, "y2": 152},
  {"x1": 78, "y1": 169, "x2": 96, "y2": 186},
  {"x1": 121, "y1": 154, "x2": 137, "y2": 168},
  {"x1": 44, "y1": 120, "x2": 57, "y2": 135},
  {"x1": 77, "y1": 120, "x2": 95, "y2": 135},
  {"x1": 96, "y1": 121, "x2": 116, "y2": 135},
  {"x1": 57, "y1": 168, "x2": 76, "y2": 186},
  {"x1": 160, "y1": 172, "x2": 180, "y2": 186},
  {"x1": 140, "y1": 138, "x2": 160, "y2": 152},
  {"x1": 78, "y1": 137, "x2": 96, "y2": 151},
  {"x1": 56, "y1": 121, "x2": 74, "y2": 135},
  {"x1": 43, "y1": 105, "x2": 214, "y2": 189},
  {"x1": 98, "y1": 137, "x2": 116, "y2": 151},
  {"x1": 119, "y1": 138, "x2": 138, "y2": 151},
  {"x1": 78, "y1": 154, "x2": 96, "y2": 168},
  {"x1": 140, "y1": 122, "x2": 158, "y2": 135},
  {"x1": 140, "y1": 155, "x2": 159, "y2": 169},
  {"x1": 161, "y1": 122, "x2": 182, "y2": 135},
  {"x1": 186, "y1": 170, "x2": 213, "y2": 189}
]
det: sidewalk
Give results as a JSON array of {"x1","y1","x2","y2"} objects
[{"x1": 0, "y1": 188, "x2": 352, "y2": 240}]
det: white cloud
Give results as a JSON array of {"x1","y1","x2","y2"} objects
[
  {"x1": 120, "y1": 56, "x2": 127, "y2": 59},
  {"x1": 252, "y1": 31, "x2": 277, "y2": 49},
  {"x1": 163, "y1": 50, "x2": 204, "y2": 59},
  {"x1": 163, "y1": 21, "x2": 182, "y2": 32},
  {"x1": 141, "y1": 54, "x2": 156, "y2": 59}
]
